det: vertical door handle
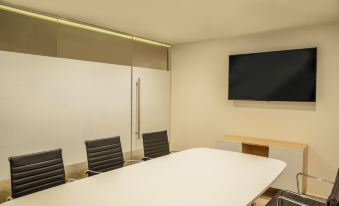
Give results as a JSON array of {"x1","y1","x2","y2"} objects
[{"x1": 135, "y1": 78, "x2": 141, "y2": 139}]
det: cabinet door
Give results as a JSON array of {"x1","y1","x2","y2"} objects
[
  {"x1": 131, "y1": 67, "x2": 171, "y2": 154},
  {"x1": 269, "y1": 147, "x2": 304, "y2": 192}
]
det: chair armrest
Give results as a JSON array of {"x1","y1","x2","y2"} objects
[
  {"x1": 66, "y1": 178, "x2": 77, "y2": 183},
  {"x1": 296, "y1": 173, "x2": 334, "y2": 194},
  {"x1": 85, "y1": 170, "x2": 102, "y2": 176}
]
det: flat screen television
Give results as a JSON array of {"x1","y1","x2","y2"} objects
[{"x1": 228, "y1": 48, "x2": 317, "y2": 102}]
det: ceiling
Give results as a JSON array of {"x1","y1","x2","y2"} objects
[{"x1": 1, "y1": 0, "x2": 339, "y2": 44}]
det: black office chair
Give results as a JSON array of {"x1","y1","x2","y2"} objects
[
  {"x1": 8, "y1": 149, "x2": 66, "y2": 199},
  {"x1": 142, "y1": 130, "x2": 171, "y2": 160},
  {"x1": 85, "y1": 136, "x2": 138, "y2": 176},
  {"x1": 266, "y1": 168, "x2": 339, "y2": 206}
]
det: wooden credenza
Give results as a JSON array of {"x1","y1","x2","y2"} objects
[{"x1": 216, "y1": 135, "x2": 308, "y2": 193}]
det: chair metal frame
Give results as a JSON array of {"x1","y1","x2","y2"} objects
[
  {"x1": 276, "y1": 190, "x2": 326, "y2": 206},
  {"x1": 275, "y1": 172, "x2": 335, "y2": 206},
  {"x1": 277, "y1": 196, "x2": 310, "y2": 206},
  {"x1": 297, "y1": 172, "x2": 334, "y2": 194}
]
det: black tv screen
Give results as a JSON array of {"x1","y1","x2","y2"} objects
[{"x1": 228, "y1": 48, "x2": 317, "y2": 102}]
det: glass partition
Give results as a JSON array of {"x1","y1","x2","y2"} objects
[
  {"x1": 0, "y1": 9, "x2": 169, "y2": 69},
  {"x1": 0, "y1": 7, "x2": 170, "y2": 174},
  {"x1": 0, "y1": 10, "x2": 57, "y2": 57},
  {"x1": 132, "y1": 40, "x2": 169, "y2": 70},
  {"x1": 57, "y1": 24, "x2": 132, "y2": 66}
]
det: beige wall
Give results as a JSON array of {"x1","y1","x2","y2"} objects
[{"x1": 170, "y1": 22, "x2": 339, "y2": 196}]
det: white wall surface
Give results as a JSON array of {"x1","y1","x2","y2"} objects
[
  {"x1": 171, "y1": 22, "x2": 339, "y2": 196},
  {"x1": 0, "y1": 51, "x2": 131, "y2": 180}
]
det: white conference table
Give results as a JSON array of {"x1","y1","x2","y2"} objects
[{"x1": 3, "y1": 148, "x2": 286, "y2": 206}]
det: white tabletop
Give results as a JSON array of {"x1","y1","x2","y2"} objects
[{"x1": 3, "y1": 148, "x2": 286, "y2": 206}]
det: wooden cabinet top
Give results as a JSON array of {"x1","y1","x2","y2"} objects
[{"x1": 223, "y1": 135, "x2": 308, "y2": 150}]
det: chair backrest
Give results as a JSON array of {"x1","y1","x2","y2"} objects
[
  {"x1": 9, "y1": 149, "x2": 66, "y2": 198},
  {"x1": 85, "y1": 136, "x2": 124, "y2": 175},
  {"x1": 142, "y1": 130, "x2": 170, "y2": 159},
  {"x1": 327, "y1": 168, "x2": 339, "y2": 206}
]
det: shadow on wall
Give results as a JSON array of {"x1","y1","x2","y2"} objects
[{"x1": 233, "y1": 100, "x2": 316, "y2": 111}]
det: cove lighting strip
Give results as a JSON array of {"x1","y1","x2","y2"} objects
[
  {"x1": 0, "y1": 4, "x2": 171, "y2": 47},
  {"x1": 132, "y1": 36, "x2": 171, "y2": 48},
  {"x1": 57, "y1": 19, "x2": 132, "y2": 40}
]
